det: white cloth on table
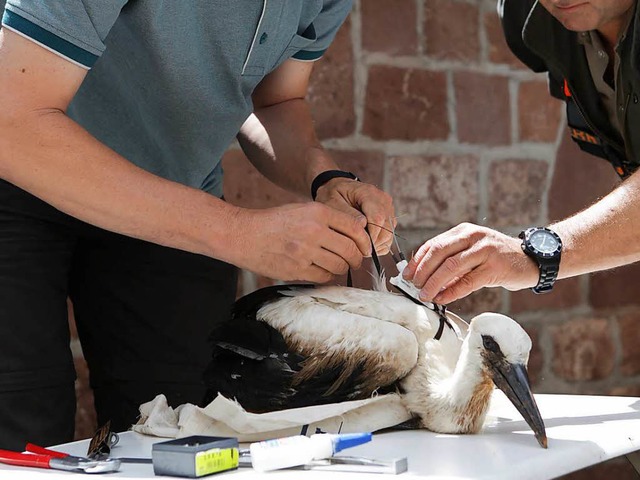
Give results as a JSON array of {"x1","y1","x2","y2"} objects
[{"x1": 132, "y1": 392, "x2": 412, "y2": 442}]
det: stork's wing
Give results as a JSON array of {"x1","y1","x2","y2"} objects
[
  {"x1": 258, "y1": 286, "x2": 421, "y2": 394},
  {"x1": 204, "y1": 285, "x2": 419, "y2": 412}
]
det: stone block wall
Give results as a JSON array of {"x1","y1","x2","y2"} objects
[{"x1": 70, "y1": 1, "x2": 640, "y2": 477}]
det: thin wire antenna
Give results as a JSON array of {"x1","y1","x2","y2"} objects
[
  {"x1": 365, "y1": 222, "x2": 395, "y2": 235},
  {"x1": 389, "y1": 216, "x2": 406, "y2": 262},
  {"x1": 366, "y1": 215, "x2": 408, "y2": 262}
]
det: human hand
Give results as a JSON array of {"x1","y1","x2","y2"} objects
[
  {"x1": 402, "y1": 223, "x2": 539, "y2": 304},
  {"x1": 234, "y1": 202, "x2": 371, "y2": 283},
  {"x1": 314, "y1": 178, "x2": 395, "y2": 255}
]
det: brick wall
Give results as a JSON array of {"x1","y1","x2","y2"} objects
[{"x1": 71, "y1": 1, "x2": 640, "y2": 478}]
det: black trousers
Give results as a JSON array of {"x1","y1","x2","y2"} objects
[{"x1": 0, "y1": 179, "x2": 238, "y2": 450}]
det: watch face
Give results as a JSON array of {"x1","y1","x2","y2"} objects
[{"x1": 529, "y1": 230, "x2": 559, "y2": 254}]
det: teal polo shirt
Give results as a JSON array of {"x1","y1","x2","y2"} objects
[{"x1": 1, "y1": 0, "x2": 352, "y2": 197}]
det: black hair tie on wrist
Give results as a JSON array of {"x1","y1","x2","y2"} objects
[{"x1": 311, "y1": 170, "x2": 359, "y2": 200}]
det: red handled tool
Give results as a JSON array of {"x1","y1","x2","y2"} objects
[{"x1": 0, "y1": 443, "x2": 121, "y2": 474}]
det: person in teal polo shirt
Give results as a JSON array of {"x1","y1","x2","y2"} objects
[{"x1": 0, "y1": 0, "x2": 395, "y2": 450}]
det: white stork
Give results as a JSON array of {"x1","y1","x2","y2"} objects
[{"x1": 204, "y1": 281, "x2": 547, "y2": 448}]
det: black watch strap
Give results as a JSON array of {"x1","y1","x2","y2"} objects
[
  {"x1": 533, "y1": 264, "x2": 559, "y2": 294},
  {"x1": 311, "y1": 170, "x2": 359, "y2": 200}
]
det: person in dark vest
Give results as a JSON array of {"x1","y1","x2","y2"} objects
[{"x1": 403, "y1": 0, "x2": 640, "y2": 304}]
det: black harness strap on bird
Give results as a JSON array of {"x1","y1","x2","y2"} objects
[
  {"x1": 431, "y1": 303, "x2": 450, "y2": 341},
  {"x1": 359, "y1": 226, "x2": 453, "y2": 341}
]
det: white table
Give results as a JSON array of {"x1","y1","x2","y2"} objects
[{"x1": 1, "y1": 391, "x2": 640, "y2": 479}]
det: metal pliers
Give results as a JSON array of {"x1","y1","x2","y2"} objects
[{"x1": 0, "y1": 442, "x2": 121, "y2": 474}]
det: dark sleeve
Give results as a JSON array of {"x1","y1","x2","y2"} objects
[{"x1": 497, "y1": 0, "x2": 548, "y2": 73}]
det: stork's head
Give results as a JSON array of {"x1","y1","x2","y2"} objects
[{"x1": 469, "y1": 313, "x2": 547, "y2": 448}]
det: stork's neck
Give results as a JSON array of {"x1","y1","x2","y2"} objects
[
  {"x1": 401, "y1": 335, "x2": 494, "y2": 435},
  {"x1": 448, "y1": 341, "x2": 493, "y2": 409}
]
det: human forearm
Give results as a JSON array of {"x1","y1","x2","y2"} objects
[
  {"x1": 237, "y1": 98, "x2": 338, "y2": 198},
  {"x1": 0, "y1": 108, "x2": 242, "y2": 261},
  {"x1": 551, "y1": 171, "x2": 640, "y2": 278},
  {"x1": 238, "y1": 99, "x2": 395, "y2": 252}
]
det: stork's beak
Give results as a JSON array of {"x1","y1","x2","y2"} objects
[{"x1": 489, "y1": 361, "x2": 547, "y2": 448}]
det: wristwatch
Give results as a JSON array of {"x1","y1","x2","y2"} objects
[{"x1": 518, "y1": 227, "x2": 563, "y2": 294}]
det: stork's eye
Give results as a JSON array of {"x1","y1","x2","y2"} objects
[{"x1": 482, "y1": 335, "x2": 500, "y2": 352}]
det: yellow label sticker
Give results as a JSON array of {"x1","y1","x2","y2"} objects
[{"x1": 194, "y1": 447, "x2": 239, "y2": 477}]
